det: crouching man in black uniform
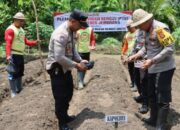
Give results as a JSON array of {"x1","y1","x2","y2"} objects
[{"x1": 46, "y1": 9, "x2": 89, "y2": 130}]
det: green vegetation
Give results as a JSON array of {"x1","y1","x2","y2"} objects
[
  {"x1": 0, "y1": 45, "x2": 5, "y2": 58},
  {"x1": 0, "y1": 0, "x2": 180, "y2": 55},
  {"x1": 102, "y1": 37, "x2": 120, "y2": 45},
  {"x1": 25, "y1": 22, "x2": 53, "y2": 49},
  {"x1": 95, "y1": 37, "x2": 121, "y2": 55},
  {"x1": 172, "y1": 27, "x2": 180, "y2": 51}
]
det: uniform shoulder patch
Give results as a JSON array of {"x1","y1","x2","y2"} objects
[
  {"x1": 55, "y1": 34, "x2": 67, "y2": 46},
  {"x1": 59, "y1": 36, "x2": 65, "y2": 43},
  {"x1": 155, "y1": 27, "x2": 175, "y2": 46}
]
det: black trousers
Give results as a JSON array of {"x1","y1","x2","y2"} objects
[
  {"x1": 48, "y1": 64, "x2": 73, "y2": 125},
  {"x1": 78, "y1": 52, "x2": 90, "y2": 61},
  {"x1": 10, "y1": 54, "x2": 24, "y2": 79},
  {"x1": 148, "y1": 68, "x2": 175, "y2": 104},
  {"x1": 134, "y1": 68, "x2": 141, "y2": 93},
  {"x1": 128, "y1": 62, "x2": 135, "y2": 86},
  {"x1": 134, "y1": 68, "x2": 148, "y2": 105},
  {"x1": 141, "y1": 70, "x2": 148, "y2": 105}
]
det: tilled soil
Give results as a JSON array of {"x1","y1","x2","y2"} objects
[{"x1": 0, "y1": 54, "x2": 179, "y2": 130}]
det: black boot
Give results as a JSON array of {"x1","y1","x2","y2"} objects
[
  {"x1": 59, "y1": 124, "x2": 72, "y2": 130},
  {"x1": 16, "y1": 77, "x2": 22, "y2": 93},
  {"x1": 156, "y1": 104, "x2": 170, "y2": 130},
  {"x1": 139, "y1": 104, "x2": 149, "y2": 114},
  {"x1": 134, "y1": 95, "x2": 143, "y2": 103},
  {"x1": 139, "y1": 96, "x2": 149, "y2": 114},
  {"x1": 143, "y1": 103, "x2": 157, "y2": 126},
  {"x1": 9, "y1": 79, "x2": 17, "y2": 98},
  {"x1": 65, "y1": 115, "x2": 76, "y2": 123}
]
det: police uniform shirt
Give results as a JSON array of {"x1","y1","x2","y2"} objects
[
  {"x1": 139, "y1": 20, "x2": 175, "y2": 73},
  {"x1": 46, "y1": 21, "x2": 82, "y2": 73}
]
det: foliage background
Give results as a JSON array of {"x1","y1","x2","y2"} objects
[{"x1": 0, "y1": 0, "x2": 180, "y2": 55}]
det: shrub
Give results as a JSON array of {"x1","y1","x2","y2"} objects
[
  {"x1": 172, "y1": 27, "x2": 180, "y2": 51},
  {"x1": 25, "y1": 22, "x2": 53, "y2": 49},
  {"x1": 101, "y1": 37, "x2": 120, "y2": 45},
  {"x1": 0, "y1": 3, "x2": 12, "y2": 43},
  {"x1": 94, "y1": 32, "x2": 125, "y2": 44},
  {"x1": 0, "y1": 45, "x2": 5, "y2": 58},
  {"x1": 0, "y1": 43, "x2": 6, "y2": 62},
  {"x1": 94, "y1": 37, "x2": 121, "y2": 55}
]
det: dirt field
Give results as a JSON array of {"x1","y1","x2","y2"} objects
[{"x1": 0, "y1": 53, "x2": 179, "y2": 130}]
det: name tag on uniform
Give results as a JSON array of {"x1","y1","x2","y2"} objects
[
  {"x1": 155, "y1": 28, "x2": 175, "y2": 46},
  {"x1": 105, "y1": 115, "x2": 128, "y2": 122}
]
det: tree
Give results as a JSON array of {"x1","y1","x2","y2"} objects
[
  {"x1": 0, "y1": 0, "x2": 180, "y2": 43},
  {"x1": 141, "y1": 0, "x2": 178, "y2": 30},
  {"x1": 0, "y1": 1, "x2": 12, "y2": 43}
]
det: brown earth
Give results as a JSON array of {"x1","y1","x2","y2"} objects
[{"x1": 0, "y1": 53, "x2": 180, "y2": 130}]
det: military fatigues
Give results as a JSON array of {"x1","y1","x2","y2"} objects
[
  {"x1": 132, "y1": 30, "x2": 149, "y2": 110},
  {"x1": 46, "y1": 21, "x2": 82, "y2": 125},
  {"x1": 122, "y1": 30, "x2": 137, "y2": 88},
  {"x1": 132, "y1": 30, "x2": 145, "y2": 94},
  {"x1": 139, "y1": 20, "x2": 175, "y2": 127}
]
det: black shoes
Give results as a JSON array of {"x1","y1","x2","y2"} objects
[
  {"x1": 133, "y1": 95, "x2": 143, "y2": 103},
  {"x1": 142, "y1": 103, "x2": 157, "y2": 127},
  {"x1": 130, "y1": 83, "x2": 134, "y2": 88},
  {"x1": 142, "y1": 117, "x2": 156, "y2": 127},
  {"x1": 59, "y1": 115, "x2": 75, "y2": 130},
  {"x1": 65, "y1": 115, "x2": 76, "y2": 123},
  {"x1": 156, "y1": 106, "x2": 169, "y2": 130},
  {"x1": 139, "y1": 104, "x2": 149, "y2": 114},
  {"x1": 59, "y1": 124, "x2": 72, "y2": 130}
]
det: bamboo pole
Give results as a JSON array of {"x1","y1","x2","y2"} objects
[{"x1": 31, "y1": 0, "x2": 47, "y2": 80}]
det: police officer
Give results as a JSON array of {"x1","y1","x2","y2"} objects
[
  {"x1": 129, "y1": 9, "x2": 175, "y2": 130},
  {"x1": 46, "y1": 9, "x2": 89, "y2": 130},
  {"x1": 121, "y1": 19, "x2": 138, "y2": 92},
  {"x1": 131, "y1": 29, "x2": 149, "y2": 114}
]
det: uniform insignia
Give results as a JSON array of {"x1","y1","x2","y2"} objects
[
  {"x1": 155, "y1": 28, "x2": 175, "y2": 46},
  {"x1": 79, "y1": 32, "x2": 89, "y2": 42},
  {"x1": 60, "y1": 36, "x2": 65, "y2": 41}
]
